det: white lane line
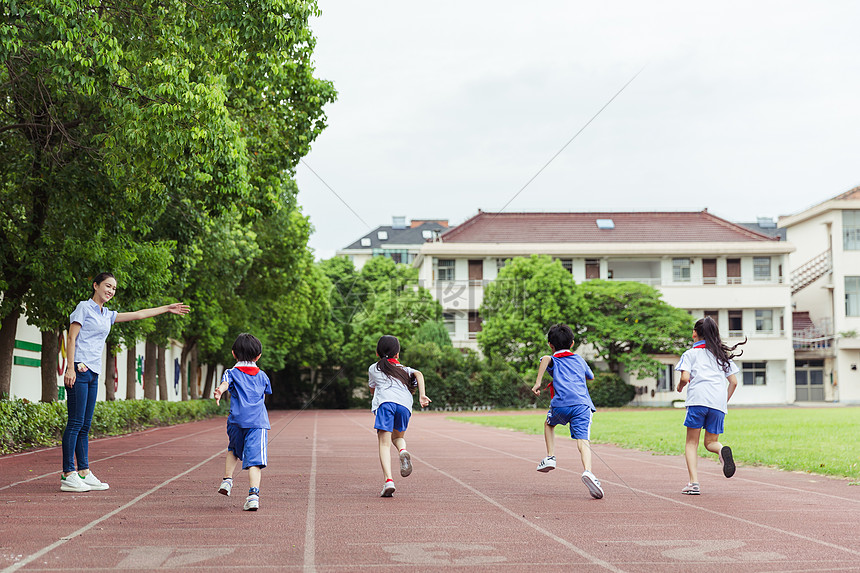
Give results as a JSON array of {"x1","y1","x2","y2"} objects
[
  {"x1": 0, "y1": 449, "x2": 224, "y2": 573},
  {"x1": 341, "y1": 413, "x2": 628, "y2": 573},
  {"x1": 423, "y1": 428, "x2": 860, "y2": 559},
  {"x1": 303, "y1": 412, "x2": 318, "y2": 573}
]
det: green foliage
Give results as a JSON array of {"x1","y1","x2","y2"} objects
[
  {"x1": 412, "y1": 319, "x2": 453, "y2": 348},
  {"x1": 0, "y1": 398, "x2": 228, "y2": 454},
  {"x1": 587, "y1": 372, "x2": 636, "y2": 407}
]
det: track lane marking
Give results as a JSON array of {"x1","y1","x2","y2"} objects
[{"x1": 303, "y1": 412, "x2": 318, "y2": 573}]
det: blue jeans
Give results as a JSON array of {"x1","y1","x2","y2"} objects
[{"x1": 62, "y1": 365, "x2": 99, "y2": 473}]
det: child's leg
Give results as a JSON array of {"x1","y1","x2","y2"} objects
[
  {"x1": 392, "y1": 430, "x2": 407, "y2": 452},
  {"x1": 224, "y1": 451, "x2": 240, "y2": 479},
  {"x1": 248, "y1": 466, "x2": 262, "y2": 490},
  {"x1": 684, "y1": 427, "x2": 702, "y2": 483},
  {"x1": 702, "y1": 432, "x2": 722, "y2": 455},
  {"x1": 576, "y1": 439, "x2": 592, "y2": 473},
  {"x1": 544, "y1": 422, "x2": 556, "y2": 457},
  {"x1": 377, "y1": 430, "x2": 393, "y2": 481}
]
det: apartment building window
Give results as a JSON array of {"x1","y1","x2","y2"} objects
[
  {"x1": 468, "y1": 312, "x2": 482, "y2": 339},
  {"x1": 656, "y1": 364, "x2": 674, "y2": 391},
  {"x1": 468, "y1": 260, "x2": 483, "y2": 285},
  {"x1": 727, "y1": 258, "x2": 741, "y2": 284},
  {"x1": 673, "y1": 258, "x2": 691, "y2": 282},
  {"x1": 755, "y1": 309, "x2": 774, "y2": 333},
  {"x1": 443, "y1": 312, "x2": 456, "y2": 335},
  {"x1": 741, "y1": 362, "x2": 767, "y2": 385},
  {"x1": 846, "y1": 277, "x2": 860, "y2": 316},
  {"x1": 557, "y1": 258, "x2": 573, "y2": 274},
  {"x1": 585, "y1": 259, "x2": 600, "y2": 279},
  {"x1": 496, "y1": 258, "x2": 509, "y2": 272},
  {"x1": 843, "y1": 210, "x2": 860, "y2": 250},
  {"x1": 728, "y1": 310, "x2": 743, "y2": 337},
  {"x1": 437, "y1": 259, "x2": 455, "y2": 281},
  {"x1": 704, "y1": 310, "x2": 719, "y2": 324},
  {"x1": 702, "y1": 259, "x2": 717, "y2": 285},
  {"x1": 753, "y1": 257, "x2": 771, "y2": 281}
]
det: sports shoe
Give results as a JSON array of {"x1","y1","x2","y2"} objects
[
  {"x1": 399, "y1": 450, "x2": 413, "y2": 477},
  {"x1": 380, "y1": 480, "x2": 396, "y2": 497},
  {"x1": 81, "y1": 472, "x2": 109, "y2": 491},
  {"x1": 536, "y1": 456, "x2": 556, "y2": 473},
  {"x1": 243, "y1": 494, "x2": 259, "y2": 511},
  {"x1": 581, "y1": 470, "x2": 604, "y2": 499},
  {"x1": 720, "y1": 446, "x2": 736, "y2": 478},
  {"x1": 60, "y1": 472, "x2": 91, "y2": 492},
  {"x1": 218, "y1": 478, "x2": 233, "y2": 496},
  {"x1": 682, "y1": 482, "x2": 700, "y2": 495}
]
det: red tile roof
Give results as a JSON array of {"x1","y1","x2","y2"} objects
[{"x1": 440, "y1": 210, "x2": 779, "y2": 243}]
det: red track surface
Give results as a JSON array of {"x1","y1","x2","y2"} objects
[{"x1": 1, "y1": 410, "x2": 859, "y2": 572}]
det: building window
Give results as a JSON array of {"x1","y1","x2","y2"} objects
[
  {"x1": 557, "y1": 259, "x2": 573, "y2": 274},
  {"x1": 702, "y1": 259, "x2": 717, "y2": 284},
  {"x1": 443, "y1": 312, "x2": 456, "y2": 335},
  {"x1": 843, "y1": 211, "x2": 860, "y2": 250},
  {"x1": 585, "y1": 259, "x2": 600, "y2": 279},
  {"x1": 727, "y1": 258, "x2": 741, "y2": 284},
  {"x1": 673, "y1": 258, "x2": 691, "y2": 282},
  {"x1": 656, "y1": 364, "x2": 673, "y2": 392},
  {"x1": 468, "y1": 312, "x2": 482, "y2": 339},
  {"x1": 728, "y1": 310, "x2": 743, "y2": 337},
  {"x1": 360, "y1": 237, "x2": 371, "y2": 247},
  {"x1": 496, "y1": 258, "x2": 509, "y2": 272},
  {"x1": 753, "y1": 257, "x2": 771, "y2": 281},
  {"x1": 437, "y1": 259, "x2": 455, "y2": 281},
  {"x1": 755, "y1": 309, "x2": 774, "y2": 333},
  {"x1": 377, "y1": 231, "x2": 388, "y2": 240},
  {"x1": 741, "y1": 362, "x2": 767, "y2": 386},
  {"x1": 846, "y1": 277, "x2": 860, "y2": 316}
]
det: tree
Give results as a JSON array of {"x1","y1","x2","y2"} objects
[
  {"x1": 478, "y1": 255, "x2": 585, "y2": 374},
  {"x1": 579, "y1": 280, "x2": 693, "y2": 379}
]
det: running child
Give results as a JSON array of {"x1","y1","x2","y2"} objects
[
  {"x1": 532, "y1": 323, "x2": 604, "y2": 499},
  {"x1": 369, "y1": 335, "x2": 431, "y2": 497},
  {"x1": 675, "y1": 316, "x2": 746, "y2": 495},
  {"x1": 214, "y1": 333, "x2": 272, "y2": 511}
]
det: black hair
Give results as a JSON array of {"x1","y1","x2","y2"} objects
[
  {"x1": 375, "y1": 335, "x2": 412, "y2": 387},
  {"x1": 694, "y1": 316, "x2": 746, "y2": 372},
  {"x1": 92, "y1": 272, "x2": 115, "y2": 290},
  {"x1": 547, "y1": 323, "x2": 575, "y2": 352},
  {"x1": 232, "y1": 333, "x2": 263, "y2": 362}
]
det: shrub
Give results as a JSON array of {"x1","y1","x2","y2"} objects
[{"x1": 587, "y1": 373, "x2": 636, "y2": 407}]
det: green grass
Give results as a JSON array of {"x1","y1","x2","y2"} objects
[{"x1": 449, "y1": 407, "x2": 860, "y2": 479}]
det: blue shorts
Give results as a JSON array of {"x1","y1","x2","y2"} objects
[
  {"x1": 374, "y1": 402, "x2": 411, "y2": 432},
  {"x1": 545, "y1": 405, "x2": 593, "y2": 440},
  {"x1": 226, "y1": 424, "x2": 268, "y2": 469},
  {"x1": 684, "y1": 405, "x2": 725, "y2": 435}
]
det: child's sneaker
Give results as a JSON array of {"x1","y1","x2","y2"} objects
[
  {"x1": 218, "y1": 478, "x2": 233, "y2": 496},
  {"x1": 536, "y1": 456, "x2": 556, "y2": 472},
  {"x1": 81, "y1": 472, "x2": 109, "y2": 491},
  {"x1": 581, "y1": 470, "x2": 604, "y2": 499},
  {"x1": 60, "y1": 472, "x2": 91, "y2": 492},
  {"x1": 380, "y1": 480, "x2": 396, "y2": 497},
  {"x1": 399, "y1": 450, "x2": 412, "y2": 477},
  {"x1": 243, "y1": 493, "x2": 259, "y2": 511},
  {"x1": 719, "y1": 446, "x2": 736, "y2": 478},
  {"x1": 682, "y1": 482, "x2": 700, "y2": 495}
]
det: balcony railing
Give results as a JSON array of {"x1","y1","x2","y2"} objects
[{"x1": 793, "y1": 329, "x2": 834, "y2": 350}]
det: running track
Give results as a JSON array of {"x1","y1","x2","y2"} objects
[{"x1": 1, "y1": 410, "x2": 859, "y2": 572}]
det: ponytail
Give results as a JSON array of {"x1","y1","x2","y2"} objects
[
  {"x1": 695, "y1": 316, "x2": 746, "y2": 372},
  {"x1": 375, "y1": 335, "x2": 412, "y2": 387}
]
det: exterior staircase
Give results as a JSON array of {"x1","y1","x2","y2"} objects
[{"x1": 791, "y1": 249, "x2": 831, "y2": 294}]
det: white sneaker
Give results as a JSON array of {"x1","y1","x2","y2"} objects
[
  {"x1": 80, "y1": 472, "x2": 109, "y2": 490},
  {"x1": 536, "y1": 456, "x2": 556, "y2": 472},
  {"x1": 581, "y1": 471, "x2": 604, "y2": 499},
  {"x1": 399, "y1": 450, "x2": 413, "y2": 477},
  {"x1": 218, "y1": 478, "x2": 233, "y2": 496},
  {"x1": 60, "y1": 472, "x2": 91, "y2": 492},
  {"x1": 380, "y1": 480, "x2": 396, "y2": 497},
  {"x1": 243, "y1": 494, "x2": 259, "y2": 511}
]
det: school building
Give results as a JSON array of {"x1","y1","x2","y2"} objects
[
  {"x1": 412, "y1": 209, "x2": 802, "y2": 407},
  {"x1": 336, "y1": 216, "x2": 450, "y2": 270}
]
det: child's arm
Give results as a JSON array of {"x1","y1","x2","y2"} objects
[
  {"x1": 531, "y1": 355, "x2": 553, "y2": 395},
  {"x1": 676, "y1": 371, "x2": 691, "y2": 393},
  {"x1": 414, "y1": 370, "x2": 431, "y2": 408},
  {"x1": 214, "y1": 378, "x2": 229, "y2": 405},
  {"x1": 726, "y1": 373, "x2": 738, "y2": 402}
]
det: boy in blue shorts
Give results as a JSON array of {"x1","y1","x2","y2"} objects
[
  {"x1": 531, "y1": 323, "x2": 604, "y2": 499},
  {"x1": 214, "y1": 333, "x2": 272, "y2": 511}
]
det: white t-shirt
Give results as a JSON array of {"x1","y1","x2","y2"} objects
[
  {"x1": 368, "y1": 362, "x2": 416, "y2": 414},
  {"x1": 675, "y1": 342, "x2": 739, "y2": 413}
]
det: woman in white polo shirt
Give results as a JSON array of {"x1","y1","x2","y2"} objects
[
  {"x1": 675, "y1": 316, "x2": 746, "y2": 495},
  {"x1": 60, "y1": 272, "x2": 190, "y2": 493}
]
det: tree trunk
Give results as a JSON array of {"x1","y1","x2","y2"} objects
[
  {"x1": 202, "y1": 364, "x2": 216, "y2": 399},
  {"x1": 104, "y1": 341, "x2": 116, "y2": 401},
  {"x1": 0, "y1": 307, "x2": 21, "y2": 398},
  {"x1": 40, "y1": 328, "x2": 60, "y2": 402},
  {"x1": 190, "y1": 344, "x2": 199, "y2": 399},
  {"x1": 157, "y1": 345, "x2": 168, "y2": 400},
  {"x1": 126, "y1": 343, "x2": 137, "y2": 399},
  {"x1": 144, "y1": 339, "x2": 157, "y2": 399}
]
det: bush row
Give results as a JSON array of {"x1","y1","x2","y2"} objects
[{"x1": 0, "y1": 398, "x2": 228, "y2": 455}]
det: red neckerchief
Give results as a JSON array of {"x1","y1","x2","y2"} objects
[
  {"x1": 387, "y1": 358, "x2": 400, "y2": 365},
  {"x1": 236, "y1": 366, "x2": 260, "y2": 375},
  {"x1": 692, "y1": 341, "x2": 706, "y2": 350}
]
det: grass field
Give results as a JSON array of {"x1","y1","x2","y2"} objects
[{"x1": 450, "y1": 407, "x2": 860, "y2": 480}]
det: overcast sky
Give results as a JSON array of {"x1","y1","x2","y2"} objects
[{"x1": 295, "y1": 1, "x2": 860, "y2": 259}]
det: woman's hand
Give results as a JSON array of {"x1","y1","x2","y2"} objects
[
  {"x1": 166, "y1": 303, "x2": 190, "y2": 315},
  {"x1": 64, "y1": 365, "x2": 76, "y2": 388}
]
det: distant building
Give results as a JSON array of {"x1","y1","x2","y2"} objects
[
  {"x1": 337, "y1": 217, "x2": 449, "y2": 270},
  {"x1": 414, "y1": 209, "x2": 796, "y2": 406}
]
